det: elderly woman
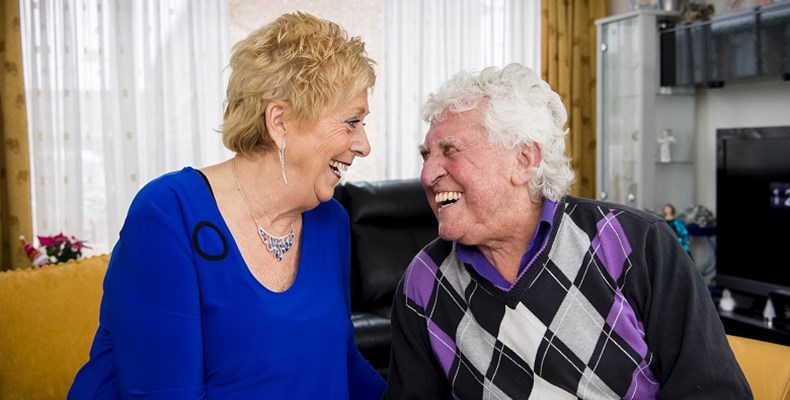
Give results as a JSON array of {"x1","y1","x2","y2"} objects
[
  {"x1": 387, "y1": 63, "x2": 750, "y2": 399},
  {"x1": 68, "y1": 12, "x2": 385, "y2": 399}
]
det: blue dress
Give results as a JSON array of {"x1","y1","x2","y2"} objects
[{"x1": 68, "y1": 167, "x2": 385, "y2": 399}]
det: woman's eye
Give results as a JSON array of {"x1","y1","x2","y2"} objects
[{"x1": 345, "y1": 118, "x2": 365, "y2": 129}]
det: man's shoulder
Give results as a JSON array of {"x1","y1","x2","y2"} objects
[
  {"x1": 559, "y1": 195, "x2": 663, "y2": 225},
  {"x1": 400, "y1": 238, "x2": 453, "y2": 290}
]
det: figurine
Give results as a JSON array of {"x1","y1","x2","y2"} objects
[
  {"x1": 657, "y1": 129, "x2": 676, "y2": 163},
  {"x1": 663, "y1": 203, "x2": 691, "y2": 255},
  {"x1": 680, "y1": 2, "x2": 715, "y2": 24},
  {"x1": 19, "y1": 235, "x2": 51, "y2": 267}
]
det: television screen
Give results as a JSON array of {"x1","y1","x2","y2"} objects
[{"x1": 716, "y1": 126, "x2": 790, "y2": 298}]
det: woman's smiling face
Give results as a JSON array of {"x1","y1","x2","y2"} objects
[{"x1": 288, "y1": 90, "x2": 371, "y2": 205}]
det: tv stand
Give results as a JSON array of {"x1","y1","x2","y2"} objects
[
  {"x1": 712, "y1": 286, "x2": 790, "y2": 346},
  {"x1": 717, "y1": 309, "x2": 790, "y2": 347}
]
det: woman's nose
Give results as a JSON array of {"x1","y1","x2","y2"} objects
[{"x1": 350, "y1": 127, "x2": 371, "y2": 157}]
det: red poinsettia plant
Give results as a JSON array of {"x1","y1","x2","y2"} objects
[{"x1": 37, "y1": 233, "x2": 91, "y2": 263}]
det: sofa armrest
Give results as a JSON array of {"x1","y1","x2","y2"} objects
[
  {"x1": 727, "y1": 334, "x2": 790, "y2": 400},
  {"x1": 0, "y1": 254, "x2": 109, "y2": 400}
]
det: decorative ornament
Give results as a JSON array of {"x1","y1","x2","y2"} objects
[
  {"x1": 232, "y1": 158, "x2": 295, "y2": 262},
  {"x1": 19, "y1": 235, "x2": 52, "y2": 267},
  {"x1": 279, "y1": 140, "x2": 288, "y2": 184}
]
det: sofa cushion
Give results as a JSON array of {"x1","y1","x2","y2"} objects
[
  {"x1": 351, "y1": 311, "x2": 392, "y2": 375},
  {"x1": 0, "y1": 254, "x2": 109, "y2": 400}
]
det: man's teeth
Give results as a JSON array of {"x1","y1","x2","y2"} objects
[
  {"x1": 329, "y1": 160, "x2": 349, "y2": 172},
  {"x1": 435, "y1": 191, "x2": 463, "y2": 208}
]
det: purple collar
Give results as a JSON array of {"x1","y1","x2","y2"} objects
[{"x1": 456, "y1": 199, "x2": 557, "y2": 290}]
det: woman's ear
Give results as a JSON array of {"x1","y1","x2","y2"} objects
[
  {"x1": 512, "y1": 143, "x2": 542, "y2": 186},
  {"x1": 264, "y1": 101, "x2": 288, "y2": 146}
]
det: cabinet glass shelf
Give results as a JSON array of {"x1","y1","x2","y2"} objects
[{"x1": 596, "y1": 10, "x2": 697, "y2": 213}]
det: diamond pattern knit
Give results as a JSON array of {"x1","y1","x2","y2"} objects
[{"x1": 388, "y1": 196, "x2": 751, "y2": 399}]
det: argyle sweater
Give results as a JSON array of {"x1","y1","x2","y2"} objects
[{"x1": 388, "y1": 196, "x2": 751, "y2": 399}]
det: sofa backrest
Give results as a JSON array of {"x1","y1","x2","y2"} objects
[{"x1": 334, "y1": 179, "x2": 438, "y2": 314}]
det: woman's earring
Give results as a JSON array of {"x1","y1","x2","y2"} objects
[{"x1": 279, "y1": 140, "x2": 288, "y2": 184}]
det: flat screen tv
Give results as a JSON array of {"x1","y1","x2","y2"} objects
[{"x1": 715, "y1": 126, "x2": 790, "y2": 306}]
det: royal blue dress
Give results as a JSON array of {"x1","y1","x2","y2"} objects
[{"x1": 68, "y1": 167, "x2": 385, "y2": 399}]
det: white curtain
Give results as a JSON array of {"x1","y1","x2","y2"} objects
[
  {"x1": 18, "y1": 0, "x2": 537, "y2": 254},
  {"x1": 19, "y1": 0, "x2": 231, "y2": 255},
  {"x1": 382, "y1": 0, "x2": 541, "y2": 179}
]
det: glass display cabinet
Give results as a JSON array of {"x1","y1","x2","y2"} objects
[{"x1": 595, "y1": 9, "x2": 696, "y2": 213}]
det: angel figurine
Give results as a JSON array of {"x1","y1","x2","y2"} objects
[{"x1": 657, "y1": 129, "x2": 676, "y2": 163}]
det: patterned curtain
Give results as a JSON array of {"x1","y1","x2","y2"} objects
[
  {"x1": 541, "y1": 0, "x2": 609, "y2": 198},
  {"x1": 19, "y1": 1, "x2": 230, "y2": 256},
  {"x1": 0, "y1": 0, "x2": 32, "y2": 271}
]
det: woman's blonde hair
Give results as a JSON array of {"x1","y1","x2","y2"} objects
[{"x1": 221, "y1": 12, "x2": 376, "y2": 155}]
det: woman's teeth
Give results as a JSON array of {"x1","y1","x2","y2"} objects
[{"x1": 329, "y1": 160, "x2": 349, "y2": 176}]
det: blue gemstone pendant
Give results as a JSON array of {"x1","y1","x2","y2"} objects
[{"x1": 257, "y1": 224, "x2": 295, "y2": 262}]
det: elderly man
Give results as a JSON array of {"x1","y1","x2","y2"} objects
[{"x1": 387, "y1": 63, "x2": 750, "y2": 399}]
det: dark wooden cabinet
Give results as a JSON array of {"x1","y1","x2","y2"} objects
[
  {"x1": 761, "y1": 2, "x2": 790, "y2": 80},
  {"x1": 660, "y1": 2, "x2": 790, "y2": 87}
]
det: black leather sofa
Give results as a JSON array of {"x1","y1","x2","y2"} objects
[{"x1": 333, "y1": 178, "x2": 438, "y2": 378}]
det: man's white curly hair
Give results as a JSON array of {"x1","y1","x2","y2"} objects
[{"x1": 422, "y1": 63, "x2": 575, "y2": 202}]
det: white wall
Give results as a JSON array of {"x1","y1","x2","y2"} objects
[{"x1": 695, "y1": 79, "x2": 790, "y2": 213}]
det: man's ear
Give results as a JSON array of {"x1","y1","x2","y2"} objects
[
  {"x1": 512, "y1": 143, "x2": 542, "y2": 186},
  {"x1": 264, "y1": 101, "x2": 288, "y2": 146}
]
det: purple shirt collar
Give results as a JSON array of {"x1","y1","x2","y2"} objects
[{"x1": 456, "y1": 199, "x2": 557, "y2": 290}]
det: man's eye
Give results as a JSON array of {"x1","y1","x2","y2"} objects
[
  {"x1": 442, "y1": 146, "x2": 457, "y2": 156},
  {"x1": 420, "y1": 150, "x2": 429, "y2": 161},
  {"x1": 345, "y1": 118, "x2": 365, "y2": 129}
]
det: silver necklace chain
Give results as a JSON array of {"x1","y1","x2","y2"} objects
[{"x1": 231, "y1": 158, "x2": 295, "y2": 262}]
